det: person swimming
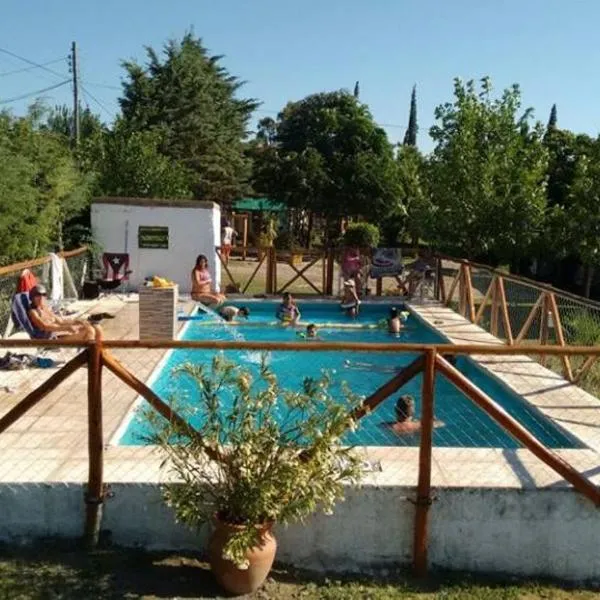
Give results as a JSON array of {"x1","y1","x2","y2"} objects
[
  {"x1": 341, "y1": 280, "x2": 360, "y2": 317},
  {"x1": 219, "y1": 305, "x2": 250, "y2": 322},
  {"x1": 297, "y1": 323, "x2": 318, "y2": 339},
  {"x1": 388, "y1": 307, "x2": 402, "y2": 334},
  {"x1": 277, "y1": 292, "x2": 300, "y2": 325},
  {"x1": 384, "y1": 395, "x2": 445, "y2": 435}
]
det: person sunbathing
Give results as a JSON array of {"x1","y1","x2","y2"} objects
[
  {"x1": 191, "y1": 254, "x2": 226, "y2": 305},
  {"x1": 27, "y1": 285, "x2": 100, "y2": 342}
]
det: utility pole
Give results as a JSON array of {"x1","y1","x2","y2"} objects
[{"x1": 70, "y1": 41, "x2": 80, "y2": 147}]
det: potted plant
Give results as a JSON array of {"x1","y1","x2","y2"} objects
[{"x1": 148, "y1": 355, "x2": 365, "y2": 596}]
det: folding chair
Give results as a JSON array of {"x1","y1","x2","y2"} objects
[{"x1": 96, "y1": 253, "x2": 132, "y2": 295}]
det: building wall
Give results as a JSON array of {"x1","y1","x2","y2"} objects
[
  {"x1": 1, "y1": 484, "x2": 599, "y2": 583},
  {"x1": 91, "y1": 201, "x2": 221, "y2": 293}
]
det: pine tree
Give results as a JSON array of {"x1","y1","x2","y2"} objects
[
  {"x1": 403, "y1": 85, "x2": 418, "y2": 146},
  {"x1": 547, "y1": 103, "x2": 558, "y2": 133},
  {"x1": 353, "y1": 81, "x2": 360, "y2": 99}
]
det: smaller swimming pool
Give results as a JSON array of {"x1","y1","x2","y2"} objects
[{"x1": 119, "y1": 301, "x2": 583, "y2": 449}]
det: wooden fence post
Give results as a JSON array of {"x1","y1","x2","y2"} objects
[
  {"x1": 326, "y1": 248, "x2": 335, "y2": 296},
  {"x1": 413, "y1": 348, "x2": 436, "y2": 576},
  {"x1": 84, "y1": 332, "x2": 104, "y2": 548}
]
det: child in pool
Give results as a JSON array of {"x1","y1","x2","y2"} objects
[
  {"x1": 297, "y1": 323, "x2": 318, "y2": 339},
  {"x1": 341, "y1": 279, "x2": 360, "y2": 317},
  {"x1": 388, "y1": 307, "x2": 402, "y2": 334},
  {"x1": 277, "y1": 292, "x2": 301, "y2": 325}
]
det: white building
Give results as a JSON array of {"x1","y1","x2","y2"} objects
[{"x1": 91, "y1": 197, "x2": 221, "y2": 293}]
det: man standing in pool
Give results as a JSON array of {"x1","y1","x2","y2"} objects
[{"x1": 383, "y1": 395, "x2": 445, "y2": 435}]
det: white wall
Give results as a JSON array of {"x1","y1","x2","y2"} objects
[
  {"x1": 3, "y1": 483, "x2": 600, "y2": 583},
  {"x1": 91, "y1": 201, "x2": 221, "y2": 293}
]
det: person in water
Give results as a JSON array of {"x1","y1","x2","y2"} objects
[
  {"x1": 191, "y1": 254, "x2": 226, "y2": 305},
  {"x1": 277, "y1": 292, "x2": 301, "y2": 325},
  {"x1": 388, "y1": 307, "x2": 402, "y2": 334},
  {"x1": 386, "y1": 395, "x2": 445, "y2": 435},
  {"x1": 219, "y1": 305, "x2": 250, "y2": 322},
  {"x1": 341, "y1": 279, "x2": 360, "y2": 317}
]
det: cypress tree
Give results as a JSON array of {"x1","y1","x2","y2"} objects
[
  {"x1": 403, "y1": 85, "x2": 418, "y2": 146},
  {"x1": 547, "y1": 103, "x2": 558, "y2": 133},
  {"x1": 353, "y1": 81, "x2": 360, "y2": 99}
]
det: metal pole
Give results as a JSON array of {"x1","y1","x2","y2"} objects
[{"x1": 71, "y1": 41, "x2": 80, "y2": 147}]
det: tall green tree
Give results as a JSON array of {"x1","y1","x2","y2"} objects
[
  {"x1": 427, "y1": 77, "x2": 548, "y2": 265},
  {"x1": 252, "y1": 91, "x2": 402, "y2": 241},
  {"x1": 403, "y1": 85, "x2": 418, "y2": 146},
  {"x1": 119, "y1": 33, "x2": 258, "y2": 203},
  {"x1": 353, "y1": 81, "x2": 360, "y2": 99},
  {"x1": 546, "y1": 103, "x2": 558, "y2": 134},
  {"x1": 44, "y1": 104, "x2": 105, "y2": 142}
]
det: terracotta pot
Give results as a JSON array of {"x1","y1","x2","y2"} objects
[{"x1": 208, "y1": 516, "x2": 277, "y2": 596}]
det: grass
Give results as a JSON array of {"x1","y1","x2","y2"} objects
[{"x1": 0, "y1": 541, "x2": 598, "y2": 599}]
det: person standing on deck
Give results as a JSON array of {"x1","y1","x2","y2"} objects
[{"x1": 221, "y1": 221, "x2": 237, "y2": 266}]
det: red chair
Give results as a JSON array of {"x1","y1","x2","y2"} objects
[{"x1": 97, "y1": 253, "x2": 132, "y2": 292}]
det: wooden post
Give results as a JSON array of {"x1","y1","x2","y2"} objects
[
  {"x1": 496, "y1": 277, "x2": 513, "y2": 345},
  {"x1": 575, "y1": 356, "x2": 597, "y2": 383},
  {"x1": 242, "y1": 215, "x2": 248, "y2": 261},
  {"x1": 376, "y1": 277, "x2": 383, "y2": 296},
  {"x1": 474, "y1": 276, "x2": 496, "y2": 325},
  {"x1": 434, "y1": 258, "x2": 442, "y2": 302},
  {"x1": 445, "y1": 268, "x2": 461, "y2": 307},
  {"x1": 546, "y1": 292, "x2": 574, "y2": 381},
  {"x1": 539, "y1": 293, "x2": 550, "y2": 366},
  {"x1": 321, "y1": 253, "x2": 327, "y2": 297},
  {"x1": 413, "y1": 349, "x2": 436, "y2": 576},
  {"x1": 436, "y1": 354, "x2": 600, "y2": 507},
  {"x1": 458, "y1": 266, "x2": 466, "y2": 317},
  {"x1": 463, "y1": 265, "x2": 476, "y2": 322},
  {"x1": 326, "y1": 248, "x2": 335, "y2": 296},
  {"x1": 85, "y1": 332, "x2": 104, "y2": 548},
  {"x1": 490, "y1": 277, "x2": 499, "y2": 337},
  {"x1": 516, "y1": 293, "x2": 544, "y2": 344}
]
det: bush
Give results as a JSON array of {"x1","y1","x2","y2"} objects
[{"x1": 343, "y1": 222, "x2": 380, "y2": 249}]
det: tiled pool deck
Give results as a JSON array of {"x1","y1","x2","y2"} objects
[{"x1": 0, "y1": 297, "x2": 599, "y2": 493}]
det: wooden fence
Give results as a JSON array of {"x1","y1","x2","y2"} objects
[{"x1": 1, "y1": 336, "x2": 599, "y2": 574}]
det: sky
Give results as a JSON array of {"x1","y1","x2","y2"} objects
[{"x1": 1, "y1": 0, "x2": 600, "y2": 152}]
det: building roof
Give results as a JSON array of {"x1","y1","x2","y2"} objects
[
  {"x1": 232, "y1": 197, "x2": 286, "y2": 212},
  {"x1": 92, "y1": 197, "x2": 218, "y2": 210}
]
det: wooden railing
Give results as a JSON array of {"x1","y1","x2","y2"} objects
[
  {"x1": 1, "y1": 337, "x2": 599, "y2": 574},
  {"x1": 0, "y1": 247, "x2": 88, "y2": 277}
]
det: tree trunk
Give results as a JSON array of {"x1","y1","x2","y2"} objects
[{"x1": 306, "y1": 212, "x2": 314, "y2": 249}]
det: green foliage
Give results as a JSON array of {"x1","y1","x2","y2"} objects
[
  {"x1": 147, "y1": 354, "x2": 364, "y2": 568},
  {"x1": 427, "y1": 78, "x2": 548, "y2": 264},
  {"x1": 343, "y1": 222, "x2": 380, "y2": 248},
  {"x1": 565, "y1": 311, "x2": 600, "y2": 346},
  {"x1": 274, "y1": 230, "x2": 300, "y2": 251},
  {"x1": 119, "y1": 33, "x2": 258, "y2": 203},
  {"x1": 252, "y1": 91, "x2": 402, "y2": 227},
  {"x1": 0, "y1": 107, "x2": 92, "y2": 262},
  {"x1": 546, "y1": 103, "x2": 558, "y2": 134}
]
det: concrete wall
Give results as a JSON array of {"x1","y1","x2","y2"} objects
[
  {"x1": 1, "y1": 484, "x2": 599, "y2": 583},
  {"x1": 91, "y1": 200, "x2": 221, "y2": 293}
]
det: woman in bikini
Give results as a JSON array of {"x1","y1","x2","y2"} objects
[{"x1": 191, "y1": 255, "x2": 226, "y2": 305}]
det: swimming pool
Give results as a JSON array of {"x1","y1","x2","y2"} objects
[{"x1": 119, "y1": 301, "x2": 583, "y2": 449}]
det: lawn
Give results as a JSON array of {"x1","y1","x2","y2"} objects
[{"x1": 0, "y1": 541, "x2": 598, "y2": 599}]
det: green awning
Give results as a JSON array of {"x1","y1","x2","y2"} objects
[{"x1": 232, "y1": 198, "x2": 286, "y2": 212}]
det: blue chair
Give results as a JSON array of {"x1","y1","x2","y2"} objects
[{"x1": 11, "y1": 292, "x2": 52, "y2": 339}]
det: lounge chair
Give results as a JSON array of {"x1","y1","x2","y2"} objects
[{"x1": 11, "y1": 292, "x2": 52, "y2": 339}]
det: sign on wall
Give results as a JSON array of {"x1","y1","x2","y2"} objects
[{"x1": 138, "y1": 226, "x2": 169, "y2": 249}]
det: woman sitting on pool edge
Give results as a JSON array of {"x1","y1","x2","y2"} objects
[
  {"x1": 383, "y1": 395, "x2": 445, "y2": 435},
  {"x1": 191, "y1": 254, "x2": 226, "y2": 305},
  {"x1": 276, "y1": 292, "x2": 300, "y2": 325}
]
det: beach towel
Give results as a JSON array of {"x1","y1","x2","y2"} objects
[{"x1": 16, "y1": 269, "x2": 38, "y2": 293}]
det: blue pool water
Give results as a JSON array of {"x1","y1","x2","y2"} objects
[{"x1": 120, "y1": 301, "x2": 582, "y2": 449}]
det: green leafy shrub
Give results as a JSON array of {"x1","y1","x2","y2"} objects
[
  {"x1": 147, "y1": 354, "x2": 365, "y2": 568},
  {"x1": 343, "y1": 222, "x2": 380, "y2": 249}
]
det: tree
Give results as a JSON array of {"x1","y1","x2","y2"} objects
[
  {"x1": 119, "y1": 33, "x2": 258, "y2": 203},
  {"x1": 45, "y1": 104, "x2": 105, "y2": 142},
  {"x1": 353, "y1": 81, "x2": 360, "y2": 99},
  {"x1": 0, "y1": 107, "x2": 92, "y2": 261},
  {"x1": 403, "y1": 85, "x2": 418, "y2": 147},
  {"x1": 90, "y1": 120, "x2": 192, "y2": 199},
  {"x1": 252, "y1": 91, "x2": 402, "y2": 242},
  {"x1": 427, "y1": 78, "x2": 548, "y2": 266},
  {"x1": 546, "y1": 103, "x2": 558, "y2": 134}
]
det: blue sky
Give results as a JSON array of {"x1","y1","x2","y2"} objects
[{"x1": 1, "y1": 0, "x2": 599, "y2": 151}]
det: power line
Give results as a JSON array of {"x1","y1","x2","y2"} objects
[
  {"x1": 0, "y1": 47, "x2": 68, "y2": 80},
  {"x1": 80, "y1": 84, "x2": 114, "y2": 117},
  {"x1": 255, "y1": 108, "x2": 405, "y2": 130},
  {"x1": 82, "y1": 80, "x2": 121, "y2": 92},
  {"x1": 0, "y1": 80, "x2": 70, "y2": 105},
  {"x1": 0, "y1": 58, "x2": 66, "y2": 77}
]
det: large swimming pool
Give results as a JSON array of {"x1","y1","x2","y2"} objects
[{"x1": 118, "y1": 301, "x2": 582, "y2": 449}]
